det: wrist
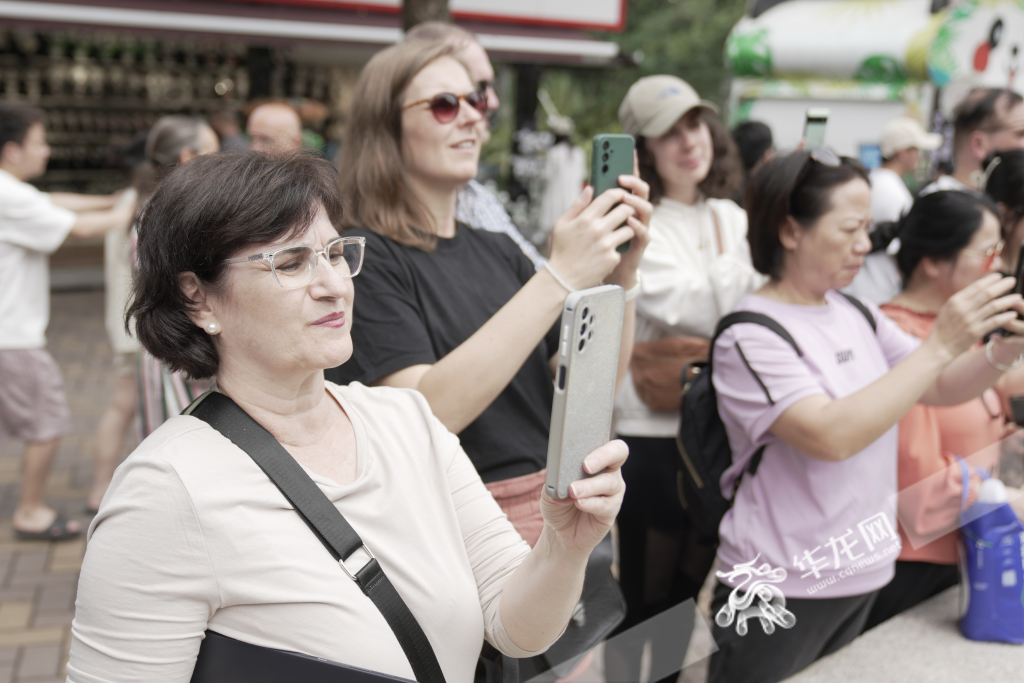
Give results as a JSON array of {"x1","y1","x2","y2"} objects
[
  {"x1": 543, "y1": 262, "x2": 577, "y2": 294},
  {"x1": 604, "y1": 270, "x2": 639, "y2": 291},
  {"x1": 922, "y1": 334, "x2": 957, "y2": 368},
  {"x1": 536, "y1": 524, "x2": 591, "y2": 566},
  {"x1": 987, "y1": 337, "x2": 1024, "y2": 371}
]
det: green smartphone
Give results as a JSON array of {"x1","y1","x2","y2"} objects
[{"x1": 591, "y1": 134, "x2": 635, "y2": 253}]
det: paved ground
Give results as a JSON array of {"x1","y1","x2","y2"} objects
[{"x1": 0, "y1": 290, "x2": 123, "y2": 683}]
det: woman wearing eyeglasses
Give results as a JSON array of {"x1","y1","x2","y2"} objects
[
  {"x1": 708, "y1": 152, "x2": 1024, "y2": 683},
  {"x1": 859, "y1": 190, "x2": 1024, "y2": 631},
  {"x1": 327, "y1": 41, "x2": 651, "y2": 546},
  {"x1": 68, "y1": 152, "x2": 630, "y2": 682}
]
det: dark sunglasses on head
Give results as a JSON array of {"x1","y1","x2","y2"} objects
[
  {"x1": 403, "y1": 90, "x2": 488, "y2": 123},
  {"x1": 794, "y1": 147, "x2": 842, "y2": 186}
]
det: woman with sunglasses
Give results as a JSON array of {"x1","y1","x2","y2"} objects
[
  {"x1": 708, "y1": 151, "x2": 1024, "y2": 683},
  {"x1": 68, "y1": 152, "x2": 629, "y2": 682},
  {"x1": 328, "y1": 41, "x2": 651, "y2": 546},
  {"x1": 860, "y1": 190, "x2": 1024, "y2": 631}
]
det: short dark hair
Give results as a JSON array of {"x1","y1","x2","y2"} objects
[
  {"x1": 731, "y1": 121, "x2": 773, "y2": 172},
  {"x1": 127, "y1": 152, "x2": 344, "y2": 379},
  {"x1": 745, "y1": 151, "x2": 870, "y2": 280},
  {"x1": 983, "y1": 149, "x2": 1024, "y2": 231},
  {"x1": 0, "y1": 101, "x2": 44, "y2": 150},
  {"x1": 637, "y1": 109, "x2": 744, "y2": 204},
  {"x1": 953, "y1": 88, "x2": 1024, "y2": 150},
  {"x1": 892, "y1": 190, "x2": 999, "y2": 284}
]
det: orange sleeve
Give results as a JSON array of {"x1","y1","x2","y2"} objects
[
  {"x1": 896, "y1": 404, "x2": 984, "y2": 552},
  {"x1": 896, "y1": 404, "x2": 966, "y2": 547}
]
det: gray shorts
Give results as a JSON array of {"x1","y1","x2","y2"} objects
[{"x1": 0, "y1": 348, "x2": 71, "y2": 444}]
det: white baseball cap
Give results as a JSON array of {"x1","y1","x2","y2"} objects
[
  {"x1": 618, "y1": 75, "x2": 718, "y2": 138},
  {"x1": 880, "y1": 117, "x2": 942, "y2": 158}
]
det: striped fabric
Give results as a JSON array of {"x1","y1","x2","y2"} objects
[{"x1": 135, "y1": 350, "x2": 211, "y2": 439}]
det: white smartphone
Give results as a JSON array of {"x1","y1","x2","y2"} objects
[
  {"x1": 545, "y1": 285, "x2": 625, "y2": 499},
  {"x1": 803, "y1": 107, "x2": 829, "y2": 149}
]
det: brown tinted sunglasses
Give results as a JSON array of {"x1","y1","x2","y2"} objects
[{"x1": 403, "y1": 90, "x2": 488, "y2": 123}]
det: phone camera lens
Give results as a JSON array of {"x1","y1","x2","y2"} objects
[
  {"x1": 578, "y1": 339, "x2": 585, "y2": 352},
  {"x1": 582, "y1": 307, "x2": 589, "y2": 318},
  {"x1": 602, "y1": 153, "x2": 609, "y2": 162},
  {"x1": 581, "y1": 323, "x2": 587, "y2": 335},
  {"x1": 602, "y1": 164, "x2": 609, "y2": 174},
  {"x1": 602, "y1": 141, "x2": 610, "y2": 150}
]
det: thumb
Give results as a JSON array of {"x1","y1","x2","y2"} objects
[{"x1": 559, "y1": 186, "x2": 593, "y2": 224}]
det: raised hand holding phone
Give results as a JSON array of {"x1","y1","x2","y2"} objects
[{"x1": 545, "y1": 155, "x2": 651, "y2": 294}]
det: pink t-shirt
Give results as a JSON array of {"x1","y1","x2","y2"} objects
[{"x1": 713, "y1": 291, "x2": 920, "y2": 599}]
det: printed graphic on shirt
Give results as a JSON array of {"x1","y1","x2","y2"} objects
[
  {"x1": 715, "y1": 556, "x2": 796, "y2": 636},
  {"x1": 835, "y1": 349, "x2": 854, "y2": 364}
]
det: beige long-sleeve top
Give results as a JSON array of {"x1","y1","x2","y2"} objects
[
  {"x1": 67, "y1": 382, "x2": 542, "y2": 683},
  {"x1": 614, "y1": 197, "x2": 766, "y2": 437}
]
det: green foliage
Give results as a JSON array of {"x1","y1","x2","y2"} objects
[{"x1": 482, "y1": 0, "x2": 748, "y2": 180}]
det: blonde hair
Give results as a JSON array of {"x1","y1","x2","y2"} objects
[
  {"x1": 340, "y1": 41, "x2": 469, "y2": 251},
  {"x1": 404, "y1": 20, "x2": 477, "y2": 47}
]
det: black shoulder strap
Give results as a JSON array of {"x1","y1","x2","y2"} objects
[
  {"x1": 709, "y1": 311, "x2": 802, "y2": 406},
  {"x1": 710, "y1": 311, "x2": 802, "y2": 365},
  {"x1": 837, "y1": 292, "x2": 876, "y2": 332},
  {"x1": 186, "y1": 392, "x2": 446, "y2": 683}
]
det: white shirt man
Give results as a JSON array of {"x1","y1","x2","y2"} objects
[
  {"x1": 922, "y1": 88, "x2": 1024, "y2": 195},
  {"x1": 845, "y1": 117, "x2": 940, "y2": 304}
]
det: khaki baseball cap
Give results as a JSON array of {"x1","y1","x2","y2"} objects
[
  {"x1": 880, "y1": 117, "x2": 942, "y2": 158},
  {"x1": 618, "y1": 75, "x2": 718, "y2": 138}
]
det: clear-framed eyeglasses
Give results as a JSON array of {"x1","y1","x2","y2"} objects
[
  {"x1": 223, "y1": 236, "x2": 365, "y2": 289},
  {"x1": 963, "y1": 238, "x2": 1005, "y2": 272}
]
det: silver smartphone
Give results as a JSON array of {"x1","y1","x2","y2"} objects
[
  {"x1": 545, "y1": 285, "x2": 625, "y2": 499},
  {"x1": 803, "y1": 107, "x2": 829, "y2": 149}
]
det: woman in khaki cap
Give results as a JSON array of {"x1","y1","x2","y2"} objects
[{"x1": 609, "y1": 74, "x2": 765, "y2": 681}]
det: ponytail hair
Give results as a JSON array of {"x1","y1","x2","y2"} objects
[
  {"x1": 869, "y1": 218, "x2": 903, "y2": 255},
  {"x1": 894, "y1": 190, "x2": 999, "y2": 285}
]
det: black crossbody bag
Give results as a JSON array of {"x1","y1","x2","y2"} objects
[{"x1": 185, "y1": 391, "x2": 516, "y2": 683}]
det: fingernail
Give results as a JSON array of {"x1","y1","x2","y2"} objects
[{"x1": 569, "y1": 483, "x2": 578, "y2": 497}]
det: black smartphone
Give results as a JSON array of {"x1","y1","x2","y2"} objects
[
  {"x1": 998, "y1": 242, "x2": 1024, "y2": 336},
  {"x1": 591, "y1": 134, "x2": 635, "y2": 253},
  {"x1": 1010, "y1": 396, "x2": 1024, "y2": 425}
]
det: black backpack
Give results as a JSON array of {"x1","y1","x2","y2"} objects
[{"x1": 676, "y1": 293, "x2": 876, "y2": 544}]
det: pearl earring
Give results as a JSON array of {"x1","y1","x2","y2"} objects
[{"x1": 205, "y1": 321, "x2": 220, "y2": 335}]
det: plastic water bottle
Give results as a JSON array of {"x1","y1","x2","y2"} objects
[{"x1": 978, "y1": 478, "x2": 1008, "y2": 504}]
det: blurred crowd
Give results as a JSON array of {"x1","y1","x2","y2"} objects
[{"x1": 2, "y1": 18, "x2": 1024, "y2": 683}]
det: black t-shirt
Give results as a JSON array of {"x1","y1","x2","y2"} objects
[{"x1": 326, "y1": 224, "x2": 559, "y2": 483}]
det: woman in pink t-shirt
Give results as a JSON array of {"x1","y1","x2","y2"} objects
[
  {"x1": 707, "y1": 151, "x2": 1024, "y2": 683},
  {"x1": 867, "y1": 191, "x2": 1024, "y2": 629}
]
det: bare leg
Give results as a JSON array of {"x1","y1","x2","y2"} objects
[
  {"x1": 87, "y1": 372, "x2": 137, "y2": 510},
  {"x1": 13, "y1": 438, "x2": 81, "y2": 534}
]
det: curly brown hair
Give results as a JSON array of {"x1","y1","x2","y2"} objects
[{"x1": 637, "y1": 109, "x2": 744, "y2": 204}]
